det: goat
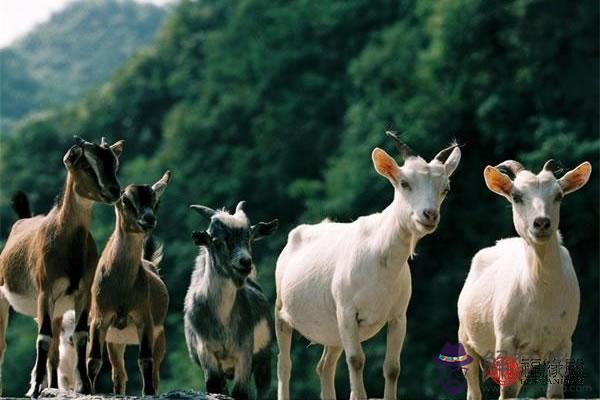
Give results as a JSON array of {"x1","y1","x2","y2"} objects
[
  {"x1": 457, "y1": 159, "x2": 591, "y2": 399},
  {"x1": 87, "y1": 171, "x2": 171, "y2": 395},
  {"x1": 0, "y1": 136, "x2": 123, "y2": 397},
  {"x1": 275, "y1": 132, "x2": 462, "y2": 400},
  {"x1": 184, "y1": 201, "x2": 278, "y2": 400},
  {"x1": 57, "y1": 310, "x2": 81, "y2": 392}
]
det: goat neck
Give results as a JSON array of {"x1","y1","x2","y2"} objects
[
  {"x1": 56, "y1": 172, "x2": 94, "y2": 232},
  {"x1": 105, "y1": 207, "x2": 146, "y2": 285},
  {"x1": 521, "y1": 231, "x2": 563, "y2": 285},
  {"x1": 375, "y1": 193, "x2": 416, "y2": 267},
  {"x1": 202, "y1": 249, "x2": 238, "y2": 323}
]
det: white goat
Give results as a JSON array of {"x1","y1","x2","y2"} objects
[
  {"x1": 57, "y1": 310, "x2": 81, "y2": 392},
  {"x1": 458, "y1": 159, "x2": 591, "y2": 399},
  {"x1": 275, "y1": 133, "x2": 461, "y2": 400}
]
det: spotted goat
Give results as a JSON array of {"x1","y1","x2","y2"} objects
[{"x1": 184, "y1": 201, "x2": 278, "y2": 400}]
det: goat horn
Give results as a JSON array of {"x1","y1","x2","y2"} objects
[
  {"x1": 101, "y1": 137, "x2": 108, "y2": 147},
  {"x1": 434, "y1": 142, "x2": 459, "y2": 163},
  {"x1": 152, "y1": 170, "x2": 172, "y2": 198},
  {"x1": 190, "y1": 204, "x2": 216, "y2": 219},
  {"x1": 235, "y1": 200, "x2": 246, "y2": 214},
  {"x1": 495, "y1": 160, "x2": 525, "y2": 179},
  {"x1": 385, "y1": 131, "x2": 417, "y2": 160},
  {"x1": 73, "y1": 135, "x2": 90, "y2": 147},
  {"x1": 543, "y1": 159, "x2": 562, "y2": 174}
]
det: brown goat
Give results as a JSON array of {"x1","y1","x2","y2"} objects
[
  {"x1": 0, "y1": 136, "x2": 123, "y2": 397},
  {"x1": 87, "y1": 171, "x2": 171, "y2": 395}
]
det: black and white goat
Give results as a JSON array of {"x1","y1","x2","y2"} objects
[{"x1": 184, "y1": 201, "x2": 278, "y2": 400}]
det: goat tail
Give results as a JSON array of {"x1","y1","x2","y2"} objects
[
  {"x1": 11, "y1": 191, "x2": 32, "y2": 219},
  {"x1": 143, "y1": 235, "x2": 164, "y2": 271}
]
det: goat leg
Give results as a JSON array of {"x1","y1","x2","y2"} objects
[
  {"x1": 86, "y1": 318, "x2": 106, "y2": 394},
  {"x1": 138, "y1": 320, "x2": 155, "y2": 395},
  {"x1": 73, "y1": 305, "x2": 90, "y2": 394},
  {"x1": 0, "y1": 294, "x2": 10, "y2": 396},
  {"x1": 383, "y1": 315, "x2": 406, "y2": 400},
  {"x1": 337, "y1": 305, "x2": 367, "y2": 400},
  {"x1": 275, "y1": 308, "x2": 293, "y2": 400},
  {"x1": 231, "y1": 348, "x2": 252, "y2": 400},
  {"x1": 27, "y1": 292, "x2": 53, "y2": 398}
]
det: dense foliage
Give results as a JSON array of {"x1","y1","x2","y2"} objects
[
  {"x1": 0, "y1": 0, "x2": 166, "y2": 130},
  {"x1": 0, "y1": 0, "x2": 597, "y2": 398}
]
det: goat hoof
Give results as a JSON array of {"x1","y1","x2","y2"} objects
[
  {"x1": 25, "y1": 382, "x2": 43, "y2": 398},
  {"x1": 80, "y1": 381, "x2": 92, "y2": 395}
]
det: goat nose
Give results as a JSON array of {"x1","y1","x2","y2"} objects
[
  {"x1": 422, "y1": 209, "x2": 438, "y2": 222},
  {"x1": 142, "y1": 214, "x2": 156, "y2": 225},
  {"x1": 533, "y1": 217, "x2": 551, "y2": 231},
  {"x1": 239, "y1": 257, "x2": 252, "y2": 269}
]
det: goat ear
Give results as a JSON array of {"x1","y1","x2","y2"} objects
[
  {"x1": 441, "y1": 146, "x2": 461, "y2": 177},
  {"x1": 110, "y1": 140, "x2": 125, "y2": 157},
  {"x1": 484, "y1": 166, "x2": 513, "y2": 198},
  {"x1": 251, "y1": 219, "x2": 279, "y2": 241},
  {"x1": 559, "y1": 162, "x2": 592, "y2": 195},
  {"x1": 63, "y1": 145, "x2": 83, "y2": 169},
  {"x1": 190, "y1": 204, "x2": 216, "y2": 219},
  {"x1": 191, "y1": 230, "x2": 211, "y2": 246},
  {"x1": 152, "y1": 170, "x2": 172, "y2": 199},
  {"x1": 372, "y1": 148, "x2": 401, "y2": 184}
]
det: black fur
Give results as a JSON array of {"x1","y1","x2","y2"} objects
[
  {"x1": 11, "y1": 191, "x2": 32, "y2": 219},
  {"x1": 184, "y1": 207, "x2": 276, "y2": 399}
]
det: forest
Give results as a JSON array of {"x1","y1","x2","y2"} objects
[{"x1": 0, "y1": 0, "x2": 598, "y2": 398}]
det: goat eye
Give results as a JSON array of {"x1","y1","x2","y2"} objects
[
  {"x1": 400, "y1": 180, "x2": 411, "y2": 190},
  {"x1": 122, "y1": 197, "x2": 134, "y2": 210},
  {"x1": 512, "y1": 193, "x2": 523, "y2": 204},
  {"x1": 554, "y1": 193, "x2": 563, "y2": 202}
]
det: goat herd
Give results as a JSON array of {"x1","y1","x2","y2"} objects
[{"x1": 0, "y1": 133, "x2": 591, "y2": 400}]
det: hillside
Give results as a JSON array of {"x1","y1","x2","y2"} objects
[
  {"x1": 0, "y1": 0, "x2": 167, "y2": 127},
  {"x1": 0, "y1": 0, "x2": 597, "y2": 398}
]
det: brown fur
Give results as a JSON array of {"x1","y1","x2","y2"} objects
[
  {"x1": 87, "y1": 175, "x2": 170, "y2": 396},
  {"x1": 0, "y1": 138, "x2": 123, "y2": 397}
]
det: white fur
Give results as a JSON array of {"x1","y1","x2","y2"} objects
[
  {"x1": 213, "y1": 209, "x2": 248, "y2": 228},
  {"x1": 105, "y1": 324, "x2": 164, "y2": 345},
  {"x1": 253, "y1": 319, "x2": 271, "y2": 354},
  {"x1": 0, "y1": 285, "x2": 36, "y2": 316},
  {"x1": 84, "y1": 152, "x2": 106, "y2": 191},
  {"x1": 275, "y1": 146, "x2": 461, "y2": 400},
  {"x1": 457, "y1": 162, "x2": 590, "y2": 400},
  {"x1": 58, "y1": 310, "x2": 81, "y2": 391}
]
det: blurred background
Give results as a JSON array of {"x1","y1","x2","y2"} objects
[{"x1": 0, "y1": 0, "x2": 598, "y2": 398}]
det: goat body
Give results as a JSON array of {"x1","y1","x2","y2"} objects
[
  {"x1": 0, "y1": 137, "x2": 122, "y2": 397},
  {"x1": 276, "y1": 215, "x2": 412, "y2": 347},
  {"x1": 87, "y1": 176, "x2": 171, "y2": 396},
  {"x1": 275, "y1": 140, "x2": 461, "y2": 400},
  {"x1": 184, "y1": 204, "x2": 276, "y2": 400},
  {"x1": 185, "y1": 250, "x2": 272, "y2": 390},
  {"x1": 88, "y1": 225, "x2": 168, "y2": 395},
  {"x1": 0, "y1": 176, "x2": 98, "y2": 396},
  {"x1": 458, "y1": 160, "x2": 590, "y2": 399}
]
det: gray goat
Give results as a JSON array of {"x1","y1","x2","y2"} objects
[{"x1": 184, "y1": 201, "x2": 278, "y2": 400}]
